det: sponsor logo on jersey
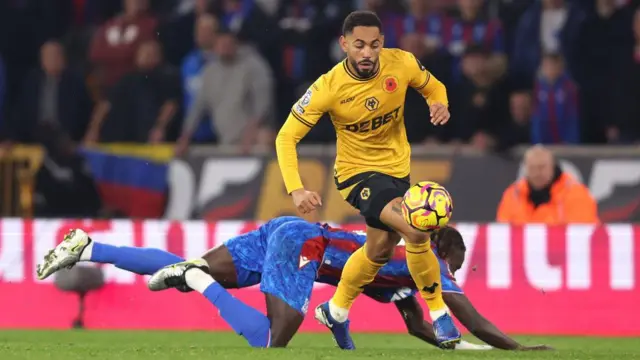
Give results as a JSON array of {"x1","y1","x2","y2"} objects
[
  {"x1": 299, "y1": 255, "x2": 311, "y2": 269},
  {"x1": 382, "y1": 76, "x2": 398, "y2": 93},
  {"x1": 340, "y1": 96, "x2": 355, "y2": 105},
  {"x1": 345, "y1": 106, "x2": 401, "y2": 133}
]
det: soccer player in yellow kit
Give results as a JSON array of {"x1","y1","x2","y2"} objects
[{"x1": 275, "y1": 11, "x2": 461, "y2": 349}]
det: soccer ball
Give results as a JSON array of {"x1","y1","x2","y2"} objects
[{"x1": 401, "y1": 181, "x2": 453, "y2": 231}]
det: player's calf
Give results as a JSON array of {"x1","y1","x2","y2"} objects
[{"x1": 149, "y1": 261, "x2": 272, "y2": 348}]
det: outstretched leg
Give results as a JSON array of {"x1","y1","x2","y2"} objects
[{"x1": 37, "y1": 229, "x2": 184, "y2": 280}]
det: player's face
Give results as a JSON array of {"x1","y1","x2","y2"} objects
[{"x1": 340, "y1": 26, "x2": 384, "y2": 78}]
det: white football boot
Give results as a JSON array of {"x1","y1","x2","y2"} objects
[
  {"x1": 148, "y1": 259, "x2": 209, "y2": 292},
  {"x1": 36, "y1": 229, "x2": 91, "y2": 280}
]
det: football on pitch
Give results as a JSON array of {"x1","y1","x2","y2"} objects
[{"x1": 401, "y1": 181, "x2": 453, "y2": 231}]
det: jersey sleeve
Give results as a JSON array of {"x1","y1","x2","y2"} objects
[
  {"x1": 290, "y1": 76, "x2": 332, "y2": 128},
  {"x1": 403, "y1": 51, "x2": 449, "y2": 107},
  {"x1": 440, "y1": 261, "x2": 464, "y2": 294},
  {"x1": 275, "y1": 76, "x2": 332, "y2": 194}
]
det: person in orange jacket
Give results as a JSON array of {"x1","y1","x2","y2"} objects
[{"x1": 497, "y1": 145, "x2": 599, "y2": 224}]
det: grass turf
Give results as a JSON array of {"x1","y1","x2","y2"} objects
[{"x1": 0, "y1": 331, "x2": 638, "y2": 360}]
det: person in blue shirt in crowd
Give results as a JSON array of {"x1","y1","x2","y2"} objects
[{"x1": 181, "y1": 13, "x2": 218, "y2": 143}]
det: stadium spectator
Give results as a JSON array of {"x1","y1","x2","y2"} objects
[
  {"x1": 33, "y1": 122, "x2": 102, "y2": 218},
  {"x1": 511, "y1": 0, "x2": 585, "y2": 87},
  {"x1": 182, "y1": 14, "x2": 219, "y2": 143},
  {"x1": 382, "y1": 0, "x2": 443, "y2": 50},
  {"x1": 86, "y1": 40, "x2": 181, "y2": 143},
  {"x1": 448, "y1": 45, "x2": 508, "y2": 149},
  {"x1": 444, "y1": 0, "x2": 507, "y2": 81},
  {"x1": 531, "y1": 53, "x2": 579, "y2": 144},
  {"x1": 610, "y1": 6, "x2": 640, "y2": 143},
  {"x1": 497, "y1": 90, "x2": 532, "y2": 150},
  {"x1": 496, "y1": 145, "x2": 599, "y2": 224},
  {"x1": 275, "y1": 0, "x2": 349, "y2": 122},
  {"x1": 8, "y1": 41, "x2": 92, "y2": 144},
  {"x1": 89, "y1": 0, "x2": 158, "y2": 93},
  {"x1": 177, "y1": 29, "x2": 275, "y2": 155},
  {"x1": 160, "y1": 0, "x2": 214, "y2": 66},
  {"x1": 214, "y1": 0, "x2": 280, "y2": 72},
  {"x1": 400, "y1": 32, "x2": 451, "y2": 144},
  {"x1": 575, "y1": 0, "x2": 634, "y2": 143},
  {"x1": 496, "y1": 0, "x2": 535, "y2": 56}
]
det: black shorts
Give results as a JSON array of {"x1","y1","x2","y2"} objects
[{"x1": 336, "y1": 171, "x2": 410, "y2": 232}]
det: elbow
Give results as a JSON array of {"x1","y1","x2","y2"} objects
[{"x1": 274, "y1": 129, "x2": 293, "y2": 151}]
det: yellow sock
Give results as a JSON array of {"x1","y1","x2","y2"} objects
[
  {"x1": 331, "y1": 245, "x2": 384, "y2": 310},
  {"x1": 405, "y1": 241, "x2": 447, "y2": 312}
]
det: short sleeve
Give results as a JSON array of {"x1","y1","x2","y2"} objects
[
  {"x1": 289, "y1": 75, "x2": 332, "y2": 128},
  {"x1": 440, "y1": 259, "x2": 464, "y2": 294}
]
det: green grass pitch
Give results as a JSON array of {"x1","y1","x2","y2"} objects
[{"x1": 0, "y1": 331, "x2": 639, "y2": 360}]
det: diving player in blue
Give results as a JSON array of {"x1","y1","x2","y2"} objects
[{"x1": 36, "y1": 216, "x2": 550, "y2": 351}]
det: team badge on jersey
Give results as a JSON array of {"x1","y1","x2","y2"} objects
[
  {"x1": 364, "y1": 97, "x2": 379, "y2": 111},
  {"x1": 382, "y1": 76, "x2": 398, "y2": 93},
  {"x1": 360, "y1": 187, "x2": 370, "y2": 200}
]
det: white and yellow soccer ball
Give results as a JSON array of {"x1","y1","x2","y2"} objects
[{"x1": 401, "y1": 181, "x2": 453, "y2": 231}]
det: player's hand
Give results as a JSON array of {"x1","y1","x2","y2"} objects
[
  {"x1": 291, "y1": 188, "x2": 322, "y2": 214},
  {"x1": 520, "y1": 344, "x2": 554, "y2": 351},
  {"x1": 430, "y1": 102, "x2": 450, "y2": 126}
]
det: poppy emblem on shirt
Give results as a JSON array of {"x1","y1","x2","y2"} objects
[{"x1": 383, "y1": 76, "x2": 398, "y2": 93}]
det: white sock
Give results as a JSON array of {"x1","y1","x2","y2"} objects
[
  {"x1": 185, "y1": 268, "x2": 215, "y2": 294},
  {"x1": 430, "y1": 308, "x2": 448, "y2": 321},
  {"x1": 78, "y1": 240, "x2": 94, "y2": 261},
  {"x1": 328, "y1": 300, "x2": 349, "y2": 323}
]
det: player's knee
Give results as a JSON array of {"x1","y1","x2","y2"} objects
[
  {"x1": 364, "y1": 234, "x2": 397, "y2": 263},
  {"x1": 403, "y1": 229, "x2": 430, "y2": 245}
]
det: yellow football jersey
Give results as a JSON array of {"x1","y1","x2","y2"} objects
[{"x1": 276, "y1": 48, "x2": 448, "y2": 196}]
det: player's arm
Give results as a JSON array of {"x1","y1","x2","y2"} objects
[
  {"x1": 275, "y1": 77, "x2": 331, "y2": 211},
  {"x1": 394, "y1": 296, "x2": 439, "y2": 347},
  {"x1": 443, "y1": 292, "x2": 523, "y2": 350},
  {"x1": 404, "y1": 51, "x2": 449, "y2": 125},
  {"x1": 394, "y1": 296, "x2": 491, "y2": 350}
]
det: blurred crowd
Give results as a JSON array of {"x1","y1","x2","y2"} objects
[{"x1": 0, "y1": 0, "x2": 639, "y2": 154}]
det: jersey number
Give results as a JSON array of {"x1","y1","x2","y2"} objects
[{"x1": 345, "y1": 106, "x2": 401, "y2": 133}]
